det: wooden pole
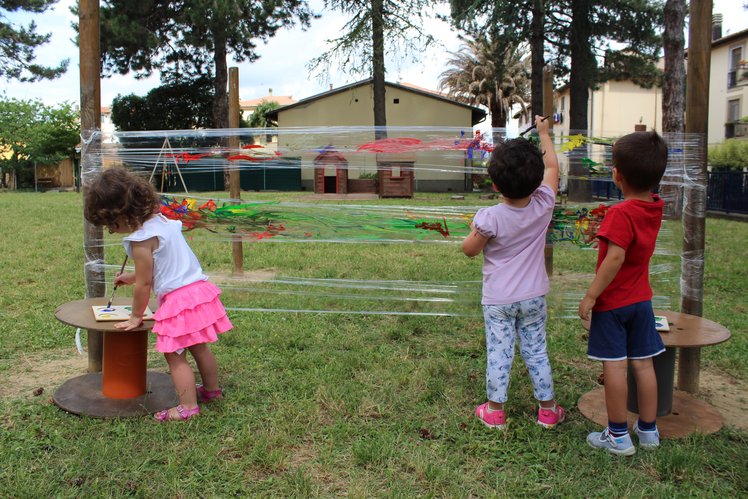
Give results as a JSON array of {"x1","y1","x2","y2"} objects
[
  {"x1": 543, "y1": 66, "x2": 554, "y2": 276},
  {"x1": 79, "y1": 0, "x2": 104, "y2": 373},
  {"x1": 228, "y1": 67, "x2": 243, "y2": 275},
  {"x1": 679, "y1": 0, "x2": 711, "y2": 393}
]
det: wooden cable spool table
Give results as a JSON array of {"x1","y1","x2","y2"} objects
[
  {"x1": 53, "y1": 297, "x2": 177, "y2": 417},
  {"x1": 578, "y1": 310, "x2": 731, "y2": 438}
]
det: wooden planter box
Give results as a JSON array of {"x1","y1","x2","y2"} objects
[{"x1": 377, "y1": 162, "x2": 414, "y2": 198}]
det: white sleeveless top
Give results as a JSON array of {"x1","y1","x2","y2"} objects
[{"x1": 123, "y1": 214, "x2": 206, "y2": 297}]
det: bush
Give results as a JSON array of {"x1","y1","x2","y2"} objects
[{"x1": 708, "y1": 138, "x2": 748, "y2": 170}]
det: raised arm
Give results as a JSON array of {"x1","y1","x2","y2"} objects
[{"x1": 536, "y1": 115, "x2": 559, "y2": 195}]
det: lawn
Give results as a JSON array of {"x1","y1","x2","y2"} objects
[{"x1": 0, "y1": 191, "x2": 746, "y2": 496}]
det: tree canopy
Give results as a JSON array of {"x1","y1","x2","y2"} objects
[
  {"x1": 439, "y1": 35, "x2": 530, "y2": 129},
  {"x1": 0, "y1": 0, "x2": 69, "y2": 82},
  {"x1": 0, "y1": 98, "x2": 79, "y2": 187},
  {"x1": 247, "y1": 100, "x2": 280, "y2": 128},
  {"x1": 92, "y1": 0, "x2": 315, "y2": 127},
  {"x1": 111, "y1": 77, "x2": 215, "y2": 131},
  {"x1": 447, "y1": 0, "x2": 664, "y2": 131}
]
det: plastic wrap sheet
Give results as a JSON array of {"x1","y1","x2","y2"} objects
[{"x1": 79, "y1": 127, "x2": 706, "y2": 318}]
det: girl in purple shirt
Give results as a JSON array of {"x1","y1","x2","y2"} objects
[{"x1": 463, "y1": 116, "x2": 564, "y2": 430}]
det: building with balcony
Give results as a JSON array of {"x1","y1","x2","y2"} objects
[{"x1": 708, "y1": 20, "x2": 748, "y2": 143}]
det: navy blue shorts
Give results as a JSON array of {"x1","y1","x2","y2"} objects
[{"x1": 587, "y1": 300, "x2": 665, "y2": 361}]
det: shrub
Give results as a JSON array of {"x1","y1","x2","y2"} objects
[{"x1": 708, "y1": 138, "x2": 748, "y2": 170}]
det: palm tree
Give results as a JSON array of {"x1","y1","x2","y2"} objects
[{"x1": 439, "y1": 35, "x2": 531, "y2": 130}]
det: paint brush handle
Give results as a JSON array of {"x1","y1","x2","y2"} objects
[
  {"x1": 106, "y1": 255, "x2": 128, "y2": 308},
  {"x1": 519, "y1": 115, "x2": 552, "y2": 137}
]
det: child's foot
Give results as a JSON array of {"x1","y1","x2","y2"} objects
[
  {"x1": 196, "y1": 384, "x2": 223, "y2": 403},
  {"x1": 154, "y1": 405, "x2": 200, "y2": 422},
  {"x1": 586, "y1": 428, "x2": 636, "y2": 456},
  {"x1": 475, "y1": 402, "x2": 506, "y2": 430},
  {"x1": 634, "y1": 419, "x2": 660, "y2": 450},
  {"x1": 537, "y1": 404, "x2": 566, "y2": 428}
]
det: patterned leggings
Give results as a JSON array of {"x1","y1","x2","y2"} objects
[{"x1": 482, "y1": 296, "x2": 555, "y2": 403}]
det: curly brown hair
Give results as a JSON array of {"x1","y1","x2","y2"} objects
[{"x1": 83, "y1": 167, "x2": 159, "y2": 230}]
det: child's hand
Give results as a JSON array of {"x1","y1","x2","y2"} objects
[
  {"x1": 114, "y1": 315, "x2": 144, "y2": 331},
  {"x1": 113, "y1": 272, "x2": 136, "y2": 287},
  {"x1": 535, "y1": 115, "x2": 550, "y2": 136},
  {"x1": 578, "y1": 295, "x2": 596, "y2": 321}
]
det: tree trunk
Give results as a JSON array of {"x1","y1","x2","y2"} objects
[
  {"x1": 212, "y1": 30, "x2": 229, "y2": 130},
  {"x1": 530, "y1": 0, "x2": 545, "y2": 118},
  {"x1": 567, "y1": 0, "x2": 593, "y2": 202},
  {"x1": 663, "y1": 0, "x2": 686, "y2": 133},
  {"x1": 661, "y1": 0, "x2": 687, "y2": 220},
  {"x1": 372, "y1": 0, "x2": 387, "y2": 140}
]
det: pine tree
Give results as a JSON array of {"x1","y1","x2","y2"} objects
[
  {"x1": 90, "y1": 1, "x2": 314, "y2": 127},
  {"x1": 309, "y1": 0, "x2": 436, "y2": 138},
  {"x1": 0, "y1": 0, "x2": 68, "y2": 82}
]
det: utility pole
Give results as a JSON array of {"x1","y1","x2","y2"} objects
[
  {"x1": 680, "y1": 0, "x2": 712, "y2": 393},
  {"x1": 79, "y1": 0, "x2": 104, "y2": 373},
  {"x1": 228, "y1": 67, "x2": 244, "y2": 275}
]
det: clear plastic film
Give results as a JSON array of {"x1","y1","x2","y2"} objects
[{"x1": 80, "y1": 127, "x2": 706, "y2": 318}]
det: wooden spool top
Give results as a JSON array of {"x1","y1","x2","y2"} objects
[
  {"x1": 581, "y1": 309, "x2": 731, "y2": 348},
  {"x1": 55, "y1": 297, "x2": 156, "y2": 332}
]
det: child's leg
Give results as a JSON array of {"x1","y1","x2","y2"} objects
[
  {"x1": 483, "y1": 304, "x2": 518, "y2": 410},
  {"x1": 602, "y1": 359, "x2": 629, "y2": 423},
  {"x1": 629, "y1": 358, "x2": 658, "y2": 423},
  {"x1": 516, "y1": 297, "x2": 556, "y2": 408},
  {"x1": 188, "y1": 343, "x2": 220, "y2": 392},
  {"x1": 164, "y1": 351, "x2": 198, "y2": 409}
]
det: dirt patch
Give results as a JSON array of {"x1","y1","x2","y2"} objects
[
  {"x1": 0, "y1": 349, "x2": 87, "y2": 400},
  {"x1": 208, "y1": 269, "x2": 277, "y2": 285},
  {"x1": 698, "y1": 370, "x2": 748, "y2": 431},
  {"x1": 0, "y1": 348, "x2": 166, "y2": 401}
]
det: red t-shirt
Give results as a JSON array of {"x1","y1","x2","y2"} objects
[{"x1": 593, "y1": 195, "x2": 664, "y2": 312}]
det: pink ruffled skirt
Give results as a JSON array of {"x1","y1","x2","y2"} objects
[{"x1": 152, "y1": 280, "x2": 233, "y2": 353}]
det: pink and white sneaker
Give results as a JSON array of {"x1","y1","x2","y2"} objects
[
  {"x1": 475, "y1": 402, "x2": 507, "y2": 430},
  {"x1": 537, "y1": 404, "x2": 565, "y2": 428}
]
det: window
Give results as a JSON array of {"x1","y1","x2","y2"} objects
[
  {"x1": 728, "y1": 99, "x2": 740, "y2": 123},
  {"x1": 730, "y1": 46, "x2": 743, "y2": 70},
  {"x1": 728, "y1": 46, "x2": 744, "y2": 88}
]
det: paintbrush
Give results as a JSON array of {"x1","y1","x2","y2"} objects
[
  {"x1": 519, "y1": 115, "x2": 552, "y2": 137},
  {"x1": 106, "y1": 255, "x2": 128, "y2": 309}
]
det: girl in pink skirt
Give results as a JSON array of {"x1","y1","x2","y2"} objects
[{"x1": 84, "y1": 167, "x2": 233, "y2": 422}]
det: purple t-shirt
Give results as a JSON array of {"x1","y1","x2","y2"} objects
[{"x1": 472, "y1": 184, "x2": 555, "y2": 305}]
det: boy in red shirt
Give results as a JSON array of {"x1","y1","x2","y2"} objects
[{"x1": 578, "y1": 131, "x2": 668, "y2": 456}]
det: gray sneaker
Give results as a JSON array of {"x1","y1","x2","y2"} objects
[
  {"x1": 634, "y1": 420, "x2": 660, "y2": 450},
  {"x1": 587, "y1": 428, "x2": 636, "y2": 456}
]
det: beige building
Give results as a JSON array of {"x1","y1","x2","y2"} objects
[
  {"x1": 708, "y1": 27, "x2": 748, "y2": 144},
  {"x1": 267, "y1": 79, "x2": 487, "y2": 192},
  {"x1": 550, "y1": 22, "x2": 748, "y2": 146},
  {"x1": 553, "y1": 79, "x2": 663, "y2": 138}
]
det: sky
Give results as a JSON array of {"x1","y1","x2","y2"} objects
[{"x1": 0, "y1": 0, "x2": 746, "y2": 108}]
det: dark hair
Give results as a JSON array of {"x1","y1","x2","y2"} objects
[
  {"x1": 612, "y1": 131, "x2": 668, "y2": 191},
  {"x1": 83, "y1": 167, "x2": 159, "y2": 229},
  {"x1": 487, "y1": 138, "x2": 544, "y2": 199}
]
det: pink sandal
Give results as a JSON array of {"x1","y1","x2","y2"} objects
[
  {"x1": 154, "y1": 405, "x2": 200, "y2": 422},
  {"x1": 196, "y1": 384, "x2": 223, "y2": 403}
]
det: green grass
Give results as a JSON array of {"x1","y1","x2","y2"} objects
[{"x1": 0, "y1": 191, "x2": 746, "y2": 496}]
